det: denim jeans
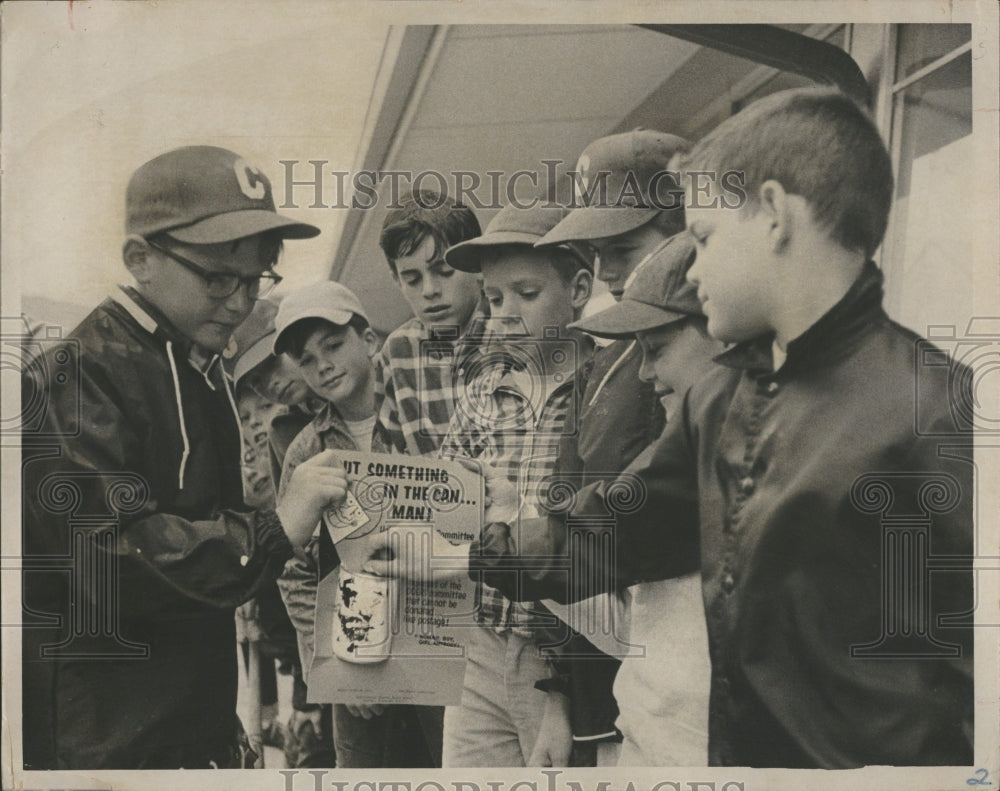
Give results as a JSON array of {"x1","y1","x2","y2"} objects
[
  {"x1": 442, "y1": 627, "x2": 552, "y2": 767},
  {"x1": 332, "y1": 704, "x2": 443, "y2": 767}
]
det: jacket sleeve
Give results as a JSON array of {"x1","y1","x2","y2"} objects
[
  {"x1": 275, "y1": 535, "x2": 323, "y2": 672},
  {"x1": 470, "y1": 394, "x2": 701, "y2": 603},
  {"x1": 274, "y1": 427, "x2": 327, "y2": 668},
  {"x1": 21, "y1": 351, "x2": 295, "y2": 620}
]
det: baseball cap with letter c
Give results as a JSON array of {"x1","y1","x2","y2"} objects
[{"x1": 126, "y1": 145, "x2": 320, "y2": 243}]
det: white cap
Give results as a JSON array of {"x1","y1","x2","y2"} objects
[{"x1": 272, "y1": 281, "x2": 370, "y2": 355}]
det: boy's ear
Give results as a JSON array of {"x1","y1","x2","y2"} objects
[
  {"x1": 757, "y1": 180, "x2": 792, "y2": 252},
  {"x1": 361, "y1": 327, "x2": 380, "y2": 357},
  {"x1": 123, "y1": 235, "x2": 155, "y2": 283},
  {"x1": 570, "y1": 268, "x2": 593, "y2": 313}
]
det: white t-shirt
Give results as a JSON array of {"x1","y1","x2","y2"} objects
[{"x1": 343, "y1": 414, "x2": 376, "y2": 452}]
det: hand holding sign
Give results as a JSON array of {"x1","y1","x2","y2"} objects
[
  {"x1": 276, "y1": 450, "x2": 348, "y2": 548},
  {"x1": 360, "y1": 529, "x2": 469, "y2": 581}
]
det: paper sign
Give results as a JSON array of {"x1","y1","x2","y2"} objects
[
  {"x1": 322, "y1": 487, "x2": 369, "y2": 542},
  {"x1": 308, "y1": 450, "x2": 483, "y2": 706}
]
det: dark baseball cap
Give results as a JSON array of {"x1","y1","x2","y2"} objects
[
  {"x1": 538, "y1": 130, "x2": 690, "y2": 246},
  {"x1": 222, "y1": 298, "x2": 281, "y2": 387},
  {"x1": 569, "y1": 232, "x2": 701, "y2": 338},
  {"x1": 126, "y1": 146, "x2": 321, "y2": 243},
  {"x1": 445, "y1": 201, "x2": 591, "y2": 273}
]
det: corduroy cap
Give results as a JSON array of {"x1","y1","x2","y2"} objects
[
  {"x1": 538, "y1": 130, "x2": 689, "y2": 246},
  {"x1": 445, "y1": 201, "x2": 591, "y2": 273},
  {"x1": 569, "y1": 232, "x2": 701, "y2": 338}
]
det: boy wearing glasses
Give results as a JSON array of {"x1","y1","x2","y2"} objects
[{"x1": 21, "y1": 146, "x2": 350, "y2": 769}]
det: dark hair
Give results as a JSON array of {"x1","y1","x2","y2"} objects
[
  {"x1": 379, "y1": 190, "x2": 482, "y2": 275},
  {"x1": 282, "y1": 314, "x2": 371, "y2": 360},
  {"x1": 681, "y1": 87, "x2": 893, "y2": 258}
]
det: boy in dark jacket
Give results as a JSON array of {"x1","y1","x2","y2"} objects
[
  {"x1": 21, "y1": 146, "x2": 347, "y2": 769},
  {"x1": 531, "y1": 130, "x2": 691, "y2": 765},
  {"x1": 472, "y1": 88, "x2": 974, "y2": 768}
]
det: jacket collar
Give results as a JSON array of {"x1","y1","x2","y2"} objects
[
  {"x1": 716, "y1": 261, "x2": 886, "y2": 375},
  {"x1": 113, "y1": 286, "x2": 221, "y2": 378},
  {"x1": 309, "y1": 401, "x2": 352, "y2": 435}
]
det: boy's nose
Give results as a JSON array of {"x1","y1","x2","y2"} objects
[
  {"x1": 637, "y1": 352, "x2": 655, "y2": 383},
  {"x1": 223, "y1": 282, "x2": 254, "y2": 315},
  {"x1": 422, "y1": 276, "x2": 442, "y2": 298}
]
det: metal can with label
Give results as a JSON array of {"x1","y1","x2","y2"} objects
[{"x1": 332, "y1": 569, "x2": 393, "y2": 663}]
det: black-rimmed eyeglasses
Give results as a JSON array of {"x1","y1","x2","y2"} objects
[{"x1": 146, "y1": 239, "x2": 282, "y2": 299}]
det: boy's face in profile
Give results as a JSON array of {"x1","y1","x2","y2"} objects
[
  {"x1": 292, "y1": 322, "x2": 378, "y2": 408},
  {"x1": 244, "y1": 353, "x2": 312, "y2": 408},
  {"x1": 393, "y1": 235, "x2": 482, "y2": 329},
  {"x1": 481, "y1": 248, "x2": 586, "y2": 343},
  {"x1": 685, "y1": 181, "x2": 776, "y2": 344},
  {"x1": 590, "y1": 220, "x2": 670, "y2": 300},
  {"x1": 636, "y1": 318, "x2": 723, "y2": 417}
]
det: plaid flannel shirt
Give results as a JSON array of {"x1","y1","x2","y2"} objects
[
  {"x1": 439, "y1": 355, "x2": 585, "y2": 634},
  {"x1": 373, "y1": 313, "x2": 485, "y2": 457}
]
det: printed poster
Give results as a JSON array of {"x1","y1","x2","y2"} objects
[{"x1": 307, "y1": 450, "x2": 482, "y2": 706}]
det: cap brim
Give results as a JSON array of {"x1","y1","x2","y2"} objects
[
  {"x1": 273, "y1": 308, "x2": 355, "y2": 356},
  {"x1": 445, "y1": 232, "x2": 541, "y2": 272},
  {"x1": 536, "y1": 206, "x2": 658, "y2": 246},
  {"x1": 233, "y1": 336, "x2": 274, "y2": 386},
  {"x1": 167, "y1": 210, "x2": 321, "y2": 244},
  {"x1": 569, "y1": 299, "x2": 688, "y2": 339}
]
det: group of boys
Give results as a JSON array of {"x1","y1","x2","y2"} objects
[{"x1": 22, "y1": 85, "x2": 973, "y2": 772}]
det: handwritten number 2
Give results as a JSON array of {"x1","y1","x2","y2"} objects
[{"x1": 967, "y1": 768, "x2": 991, "y2": 786}]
